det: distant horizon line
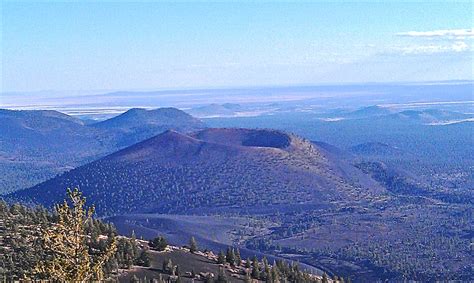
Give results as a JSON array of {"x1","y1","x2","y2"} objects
[{"x1": 2, "y1": 79, "x2": 473, "y2": 95}]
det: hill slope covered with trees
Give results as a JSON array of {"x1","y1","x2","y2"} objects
[
  {"x1": 8, "y1": 128, "x2": 385, "y2": 215},
  {"x1": 0, "y1": 108, "x2": 204, "y2": 193},
  {"x1": 1, "y1": 189, "x2": 334, "y2": 282}
]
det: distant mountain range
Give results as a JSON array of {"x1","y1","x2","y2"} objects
[
  {"x1": 3, "y1": 105, "x2": 470, "y2": 194},
  {"x1": 0, "y1": 108, "x2": 204, "y2": 193},
  {"x1": 340, "y1": 106, "x2": 393, "y2": 119},
  {"x1": 186, "y1": 103, "x2": 242, "y2": 118},
  {"x1": 389, "y1": 109, "x2": 473, "y2": 124},
  {"x1": 188, "y1": 104, "x2": 474, "y2": 125},
  {"x1": 325, "y1": 106, "x2": 473, "y2": 125},
  {"x1": 8, "y1": 128, "x2": 385, "y2": 216}
]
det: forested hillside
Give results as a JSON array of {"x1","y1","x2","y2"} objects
[
  {"x1": 0, "y1": 190, "x2": 335, "y2": 282},
  {"x1": 4, "y1": 121, "x2": 473, "y2": 281},
  {"x1": 9, "y1": 128, "x2": 384, "y2": 215},
  {"x1": 0, "y1": 108, "x2": 204, "y2": 193}
]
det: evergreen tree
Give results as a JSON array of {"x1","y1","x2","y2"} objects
[
  {"x1": 130, "y1": 230, "x2": 138, "y2": 258},
  {"x1": 226, "y1": 247, "x2": 235, "y2": 266},
  {"x1": 35, "y1": 188, "x2": 117, "y2": 281},
  {"x1": 163, "y1": 258, "x2": 173, "y2": 274},
  {"x1": 216, "y1": 266, "x2": 228, "y2": 283},
  {"x1": 126, "y1": 254, "x2": 134, "y2": 269},
  {"x1": 149, "y1": 235, "x2": 168, "y2": 251},
  {"x1": 263, "y1": 257, "x2": 270, "y2": 276},
  {"x1": 245, "y1": 258, "x2": 252, "y2": 268},
  {"x1": 104, "y1": 257, "x2": 119, "y2": 279},
  {"x1": 265, "y1": 273, "x2": 272, "y2": 283},
  {"x1": 176, "y1": 264, "x2": 181, "y2": 276},
  {"x1": 251, "y1": 256, "x2": 260, "y2": 279},
  {"x1": 189, "y1": 237, "x2": 198, "y2": 253},
  {"x1": 271, "y1": 265, "x2": 280, "y2": 283},
  {"x1": 162, "y1": 259, "x2": 168, "y2": 273},
  {"x1": 322, "y1": 273, "x2": 329, "y2": 283},
  {"x1": 217, "y1": 251, "x2": 226, "y2": 264},
  {"x1": 235, "y1": 249, "x2": 242, "y2": 266},
  {"x1": 205, "y1": 273, "x2": 214, "y2": 283},
  {"x1": 244, "y1": 269, "x2": 252, "y2": 283},
  {"x1": 135, "y1": 250, "x2": 151, "y2": 267}
]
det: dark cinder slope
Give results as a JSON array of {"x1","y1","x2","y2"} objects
[{"x1": 9, "y1": 128, "x2": 385, "y2": 216}]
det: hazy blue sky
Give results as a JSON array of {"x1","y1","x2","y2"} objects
[{"x1": 2, "y1": 1, "x2": 473, "y2": 92}]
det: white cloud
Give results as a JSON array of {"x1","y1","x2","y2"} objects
[
  {"x1": 394, "y1": 41, "x2": 470, "y2": 55},
  {"x1": 397, "y1": 29, "x2": 473, "y2": 39},
  {"x1": 393, "y1": 28, "x2": 473, "y2": 55},
  {"x1": 451, "y1": 41, "x2": 469, "y2": 52}
]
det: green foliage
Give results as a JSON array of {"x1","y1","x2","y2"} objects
[
  {"x1": 149, "y1": 235, "x2": 168, "y2": 251},
  {"x1": 322, "y1": 273, "x2": 328, "y2": 283},
  {"x1": 35, "y1": 188, "x2": 117, "y2": 281},
  {"x1": 235, "y1": 249, "x2": 242, "y2": 266},
  {"x1": 189, "y1": 236, "x2": 198, "y2": 253},
  {"x1": 251, "y1": 256, "x2": 260, "y2": 279},
  {"x1": 245, "y1": 257, "x2": 252, "y2": 268},
  {"x1": 225, "y1": 247, "x2": 235, "y2": 266},
  {"x1": 162, "y1": 258, "x2": 174, "y2": 275},
  {"x1": 217, "y1": 251, "x2": 226, "y2": 264},
  {"x1": 0, "y1": 190, "x2": 147, "y2": 281},
  {"x1": 216, "y1": 266, "x2": 228, "y2": 283},
  {"x1": 135, "y1": 250, "x2": 151, "y2": 267},
  {"x1": 244, "y1": 269, "x2": 252, "y2": 283}
]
